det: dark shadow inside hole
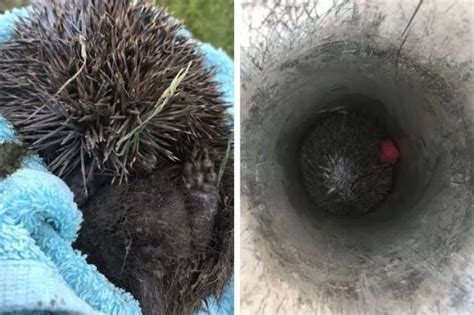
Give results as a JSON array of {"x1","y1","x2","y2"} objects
[{"x1": 276, "y1": 94, "x2": 416, "y2": 226}]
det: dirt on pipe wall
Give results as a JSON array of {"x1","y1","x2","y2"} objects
[{"x1": 241, "y1": 0, "x2": 473, "y2": 314}]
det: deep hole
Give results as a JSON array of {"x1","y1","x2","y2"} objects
[
  {"x1": 242, "y1": 41, "x2": 473, "y2": 311},
  {"x1": 277, "y1": 93, "x2": 426, "y2": 228}
]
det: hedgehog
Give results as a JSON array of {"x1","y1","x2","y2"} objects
[
  {"x1": 0, "y1": 0, "x2": 230, "y2": 196},
  {"x1": 300, "y1": 110, "x2": 399, "y2": 216},
  {"x1": 0, "y1": 0, "x2": 233, "y2": 314}
]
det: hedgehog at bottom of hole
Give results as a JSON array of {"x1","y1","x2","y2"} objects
[
  {"x1": 299, "y1": 110, "x2": 400, "y2": 216},
  {"x1": 74, "y1": 154, "x2": 233, "y2": 315}
]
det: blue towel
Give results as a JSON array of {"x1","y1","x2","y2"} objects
[{"x1": 0, "y1": 7, "x2": 233, "y2": 315}]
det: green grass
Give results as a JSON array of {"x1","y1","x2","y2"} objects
[
  {"x1": 1, "y1": 0, "x2": 233, "y2": 178},
  {"x1": 0, "y1": 0, "x2": 234, "y2": 57},
  {"x1": 0, "y1": 0, "x2": 30, "y2": 11},
  {"x1": 155, "y1": 0, "x2": 233, "y2": 57}
]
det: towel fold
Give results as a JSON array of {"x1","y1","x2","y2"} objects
[{"x1": 1, "y1": 122, "x2": 141, "y2": 315}]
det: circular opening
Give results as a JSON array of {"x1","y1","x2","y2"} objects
[{"x1": 242, "y1": 41, "x2": 473, "y2": 311}]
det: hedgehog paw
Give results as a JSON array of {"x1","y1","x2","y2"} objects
[
  {"x1": 183, "y1": 148, "x2": 219, "y2": 249},
  {"x1": 183, "y1": 148, "x2": 219, "y2": 216}
]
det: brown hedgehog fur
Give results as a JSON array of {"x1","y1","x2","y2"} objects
[
  {"x1": 76, "y1": 147, "x2": 234, "y2": 314},
  {"x1": 0, "y1": 0, "x2": 233, "y2": 314}
]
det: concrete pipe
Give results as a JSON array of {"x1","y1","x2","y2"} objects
[{"x1": 241, "y1": 0, "x2": 473, "y2": 313}]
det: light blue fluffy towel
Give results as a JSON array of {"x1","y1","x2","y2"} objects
[{"x1": 0, "y1": 7, "x2": 234, "y2": 315}]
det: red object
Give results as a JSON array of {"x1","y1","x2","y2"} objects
[{"x1": 378, "y1": 139, "x2": 400, "y2": 164}]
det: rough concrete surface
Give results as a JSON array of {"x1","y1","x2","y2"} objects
[{"x1": 241, "y1": 0, "x2": 473, "y2": 314}]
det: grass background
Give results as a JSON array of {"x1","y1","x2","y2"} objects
[
  {"x1": 155, "y1": 0, "x2": 233, "y2": 56},
  {"x1": 0, "y1": 0, "x2": 234, "y2": 56},
  {"x1": 0, "y1": 0, "x2": 29, "y2": 10}
]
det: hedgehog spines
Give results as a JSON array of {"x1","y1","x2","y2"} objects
[
  {"x1": 0, "y1": 0, "x2": 231, "y2": 185},
  {"x1": 300, "y1": 110, "x2": 393, "y2": 216}
]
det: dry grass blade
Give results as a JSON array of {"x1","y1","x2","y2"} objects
[
  {"x1": 55, "y1": 35, "x2": 87, "y2": 97},
  {"x1": 115, "y1": 61, "x2": 192, "y2": 156},
  {"x1": 217, "y1": 135, "x2": 232, "y2": 187}
]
